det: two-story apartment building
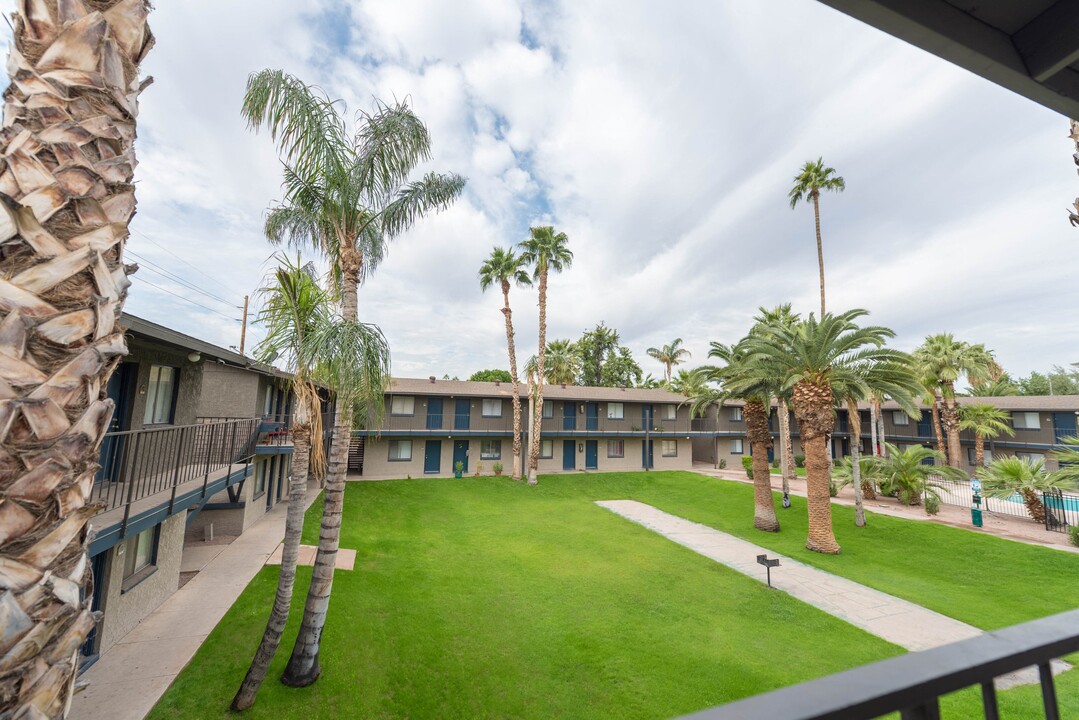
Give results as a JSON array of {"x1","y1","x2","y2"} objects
[
  {"x1": 82, "y1": 314, "x2": 297, "y2": 666},
  {"x1": 354, "y1": 377, "x2": 707, "y2": 478}
]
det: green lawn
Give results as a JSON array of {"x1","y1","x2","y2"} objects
[
  {"x1": 151, "y1": 471, "x2": 1079, "y2": 719},
  {"x1": 769, "y1": 466, "x2": 806, "y2": 476}
]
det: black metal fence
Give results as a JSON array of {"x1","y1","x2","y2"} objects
[
  {"x1": 92, "y1": 418, "x2": 260, "y2": 515},
  {"x1": 933, "y1": 477, "x2": 1079, "y2": 532},
  {"x1": 678, "y1": 608, "x2": 1079, "y2": 720}
]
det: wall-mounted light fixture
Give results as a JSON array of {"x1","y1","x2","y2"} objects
[
  {"x1": 187, "y1": 352, "x2": 201, "y2": 363},
  {"x1": 578, "y1": 442, "x2": 583, "y2": 452}
]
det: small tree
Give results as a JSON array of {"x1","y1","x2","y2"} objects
[
  {"x1": 958, "y1": 403, "x2": 1014, "y2": 468},
  {"x1": 874, "y1": 443, "x2": 965, "y2": 506},
  {"x1": 978, "y1": 457, "x2": 1073, "y2": 524}
]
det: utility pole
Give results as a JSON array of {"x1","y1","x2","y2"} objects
[{"x1": 238, "y1": 294, "x2": 249, "y2": 356}]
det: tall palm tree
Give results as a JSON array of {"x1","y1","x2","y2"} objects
[
  {"x1": 243, "y1": 70, "x2": 463, "y2": 686},
  {"x1": 753, "y1": 304, "x2": 801, "y2": 503},
  {"x1": 746, "y1": 309, "x2": 911, "y2": 554},
  {"x1": 789, "y1": 157, "x2": 845, "y2": 316},
  {"x1": 479, "y1": 247, "x2": 531, "y2": 480},
  {"x1": 0, "y1": 4, "x2": 152, "y2": 715},
  {"x1": 704, "y1": 339, "x2": 781, "y2": 532},
  {"x1": 978, "y1": 457, "x2": 1074, "y2": 524},
  {"x1": 914, "y1": 334, "x2": 993, "y2": 468},
  {"x1": 518, "y1": 226, "x2": 572, "y2": 485},
  {"x1": 647, "y1": 338, "x2": 692, "y2": 384},
  {"x1": 233, "y1": 257, "x2": 328, "y2": 710},
  {"x1": 959, "y1": 403, "x2": 1014, "y2": 469}
]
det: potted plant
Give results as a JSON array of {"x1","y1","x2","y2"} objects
[
  {"x1": 493, "y1": 461, "x2": 504, "y2": 476},
  {"x1": 454, "y1": 460, "x2": 464, "y2": 478},
  {"x1": 475, "y1": 461, "x2": 484, "y2": 477}
]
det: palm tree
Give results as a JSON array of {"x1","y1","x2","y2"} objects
[
  {"x1": 753, "y1": 304, "x2": 801, "y2": 503},
  {"x1": 914, "y1": 334, "x2": 994, "y2": 468},
  {"x1": 543, "y1": 339, "x2": 580, "y2": 385},
  {"x1": 978, "y1": 457, "x2": 1074, "y2": 524},
  {"x1": 0, "y1": 4, "x2": 152, "y2": 715},
  {"x1": 788, "y1": 157, "x2": 845, "y2": 316},
  {"x1": 958, "y1": 403, "x2": 1014, "y2": 469},
  {"x1": 745, "y1": 310, "x2": 913, "y2": 554},
  {"x1": 874, "y1": 443, "x2": 966, "y2": 506},
  {"x1": 704, "y1": 339, "x2": 782, "y2": 532},
  {"x1": 518, "y1": 226, "x2": 572, "y2": 485},
  {"x1": 1053, "y1": 437, "x2": 1079, "y2": 485},
  {"x1": 479, "y1": 248, "x2": 531, "y2": 480},
  {"x1": 647, "y1": 338, "x2": 692, "y2": 384},
  {"x1": 639, "y1": 373, "x2": 663, "y2": 389},
  {"x1": 243, "y1": 70, "x2": 463, "y2": 687},
  {"x1": 233, "y1": 257, "x2": 328, "y2": 710}
]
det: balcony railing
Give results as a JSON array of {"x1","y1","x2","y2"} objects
[
  {"x1": 679, "y1": 608, "x2": 1079, "y2": 720},
  {"x1": 365, "y1": 412, "x2": 726, "y2": 436},
  {"x1": 91, "y1": 418, "x2": 260, "y2": 529}
]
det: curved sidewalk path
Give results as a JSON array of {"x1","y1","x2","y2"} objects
[{"x1": 596, "y1": 500, "x2": 1064, "y2": 688}]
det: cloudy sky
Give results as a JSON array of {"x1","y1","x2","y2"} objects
[{"x1": 27, "y1": 0, "x2": 1079, "y2": 379}]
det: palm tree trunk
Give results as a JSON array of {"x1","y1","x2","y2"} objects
[
  {"x1": 869, "y1": 398, "x2": 879, "y2": 457},
  {"x1": 283, "y1": 243, "x2": 360, "y2": 686},
  {"x1": 941, "y1": 385, "x2": 962, "y2": 468},
  {"x1": 233, "y1": 421, "x2": 311, "y2": 710},
  {"x1": 974, "y1": 435, "x2": 984, "y2": 469},
  {"x1": 778, "y1": 398, "x2": 794, "y2": 500},
  {"x1": 745, "y1": 399, "x2": 779, "y2": 532},
  {"x1": 0, "y1": 4, "x2": 153, "y2": 716},
  {"x1": 812, "y1": 191, "x2": 825, "y2": 317},
  {"x1": 847, "y1": 400, "x2": 866, "y2": 527},
  {"x1": 527, "y1": 267, "x2": 548, "y2": 485},
  {"x1": 793, "y1": 381, "x2": 841, "y2": 554},
  {"x1": 875, "y1": 397, "x2": 887, "y2": 457},
  {"x1": 501, "y1": 282, "x2": 522, "y2": 480},
  {"x1": 931, "y1": 395, "x2": 947, "y2": 460},
  {"x1": 1020, "y1": 488, "x2": 1047, "y2": 524}
]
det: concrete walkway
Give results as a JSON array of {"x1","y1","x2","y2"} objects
[
  {"x1": 72, "y1": 484, "x2": 323, "y2": 720},
  {"x1": 596, "y1": 500, "x2": 1066, "y2": 688}
]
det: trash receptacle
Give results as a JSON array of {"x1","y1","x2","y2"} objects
[{"x1": 971, "y1": 487, "x2": 983, "y2": 528}]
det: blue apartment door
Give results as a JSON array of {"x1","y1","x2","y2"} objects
[
  {"x1": 427, "y1": 398, "x2": 443, "y2": 429},
  {"x1": 424, "y1": 440, "x2": 441, "y2": 474},
  {"x1": 454, "y1": 399, "x2": 470, "y2": 430},
  {"x1": 563, "y1": 402, "x2": 577, "y2": 430},
  {"x1": 585, "y1": 403, "x2": 599, "y2": 430},
  {"x1": 585, "y1": 440, "x2": 598, "y2": 469},
  {"x1": 98, "y1": 362, "x2": 134, "y2": 481},
  {"x1": 642, "y1": 404, "x2": 654, "y2": 430},
  {"x1": 563, "y1": 440, "x2": 576, "y2": 470},
  {"x1": 453, "y1": 440, "x2": 469, "y2": 473},
  {"x1": 80, "y1": 551, "x2": 108, "y2": 663},
  {"x1": 1054, "y1": 412, "x2": 1077, "y2": 443}
]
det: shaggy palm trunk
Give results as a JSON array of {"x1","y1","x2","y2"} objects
[
  {"x1": 847, "y1": 400, "x2": 866, "y2": 527},
  {"x1": 283, "y1": 243, "x2": 359, "y2": 686},
  {"x1": 974, "y1": 435, "x2": 985, "y2": 469},
  {"x1": 0, "y1": 3, "x2": 152, "y2": 717},
  {"x1": 233, "y1": 420, "x2": 311, "y2": 710},
  {"x1": 1020, "y1": 488, "x2": 1047, "y2": 524},
  {"x1": 931, "y1": 395, "x2": 947, "y2": 461},
  {"x1": 792, "y1": 380, "x2": 841, "y2": 554},
  {"x1": 940, "y1": 385, "x2": 961, "y2": 468},
  {"x1": 812, "y1": 191, "x2": 825, "y2": 317},
  {"x1": 744, "y1": 398, "x2": 779, "y2": 532},
  {"x1": 778, "y1": 398, "x2": 794, "y2": 500},
  {"x1": 500, "y1": 281, "x2": 522, "y2": 480},
  {"x1": 527, "y1": 267, "x2": 548, "y2": 485}
]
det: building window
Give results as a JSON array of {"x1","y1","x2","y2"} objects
[
  {"x1": 607, "y1": 402, "x2": 624, "y2": 420},
  {"x1": 481, "y1": 399, "x2": 502, "y2": 417},
  {"x1": 967, "y1": 448, "x2": 994, "y2": 466},
  {"x1": 1013, "y1": 412, "x2": 1041, "y2": 430},
  {"x1": 730, "y1": 407, "x2": 743, "y2": 422},
  {"x1": 539, "y1": 439, "x2": 553, "y2": 459},
  {"x1": 390, "y1": 396, "x2": 415, "y2": 416},
  {"x1": 143, "y1": 365, "x2": 178, "y2": 425},
  {"x1": 542, "y1": 400, "x2": 554, "y2": 418},
  {"x1": 892, "y1": 411, "x2": 909, "y2": 426},
  {"x1": 731, "y1": 438, "x2": 744, "y2": 454},
  {"x1": 480, "y1": 439, "x2": 501, "y2": 460},
  {"x1": 122, "y1": 526, "x2": 158, "y2": 589},
  {"x1": 607, "y1": 440, "x2": 624, "y2": 458},
  {"x1": 253, "y1": 460, "x2": 268, "y2": 496},
  {"x1": 388, "y1": 440, "x2": 413, "y2": 461},
  {"x1": 661, "y1": 440, "x2": 677, "y2": 457},
  {"x1": 663, "y1": 405, "x2": 676, "y2": 420},
  {"x1": 263, "y1": 385, "x2": 273, "y2": 416},
  {"x1": 1017, "y1": 451, "x2": 1045, "y2": 462}
]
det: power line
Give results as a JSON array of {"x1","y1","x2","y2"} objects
[
  {"x1": 127, "y1": 249, "x2": 241, "y2": 307},
  {"x1": 129, "y1": 228, "x2": 238, "y2": 296},
  {"x1": 130, "y1": 275, "x2": 241, "y2": 321}
]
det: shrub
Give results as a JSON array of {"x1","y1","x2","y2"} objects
[
  {"x1": 924, "y1": 495, "x2": 941, "y2": 515},
  {"x1": 718, "y1": 458, "x2": 727, "y2": 469},
  {"x1": 1070, "y1": 526, "x2": 1079, "y2": 548},
  {"x1": 741, "y1": 455, "x2": 754, "y2": 479},
  {"x1": 493, "y1": 461, "x2": 503, "y2": 476},
  {"x1": 829, "y1": 480, "x2": 839, "y2": 497},
  {"x1": 795, "y1": 453, "x2": 806, "y2": 468},
  {"x1": 454, "y1": 460, "x2": 464, "y2": 473},
  {"x1": 771, "y1": 457, "x2": 780, "y2": 469}
]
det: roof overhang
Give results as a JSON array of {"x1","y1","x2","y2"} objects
[{"x1": 817, "y1": 0, "x2": 1079, "y2": 118}]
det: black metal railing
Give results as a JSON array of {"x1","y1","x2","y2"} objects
[
  {"x1": 933, "y1": 477, "x2": 1078, "y2": 531},
  {"x1": 92, "y1": 418, "x2": 260, "y2": 516},
  {"x1": 679, "y1": 608, "x2": 1079, "y2": 720}
]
